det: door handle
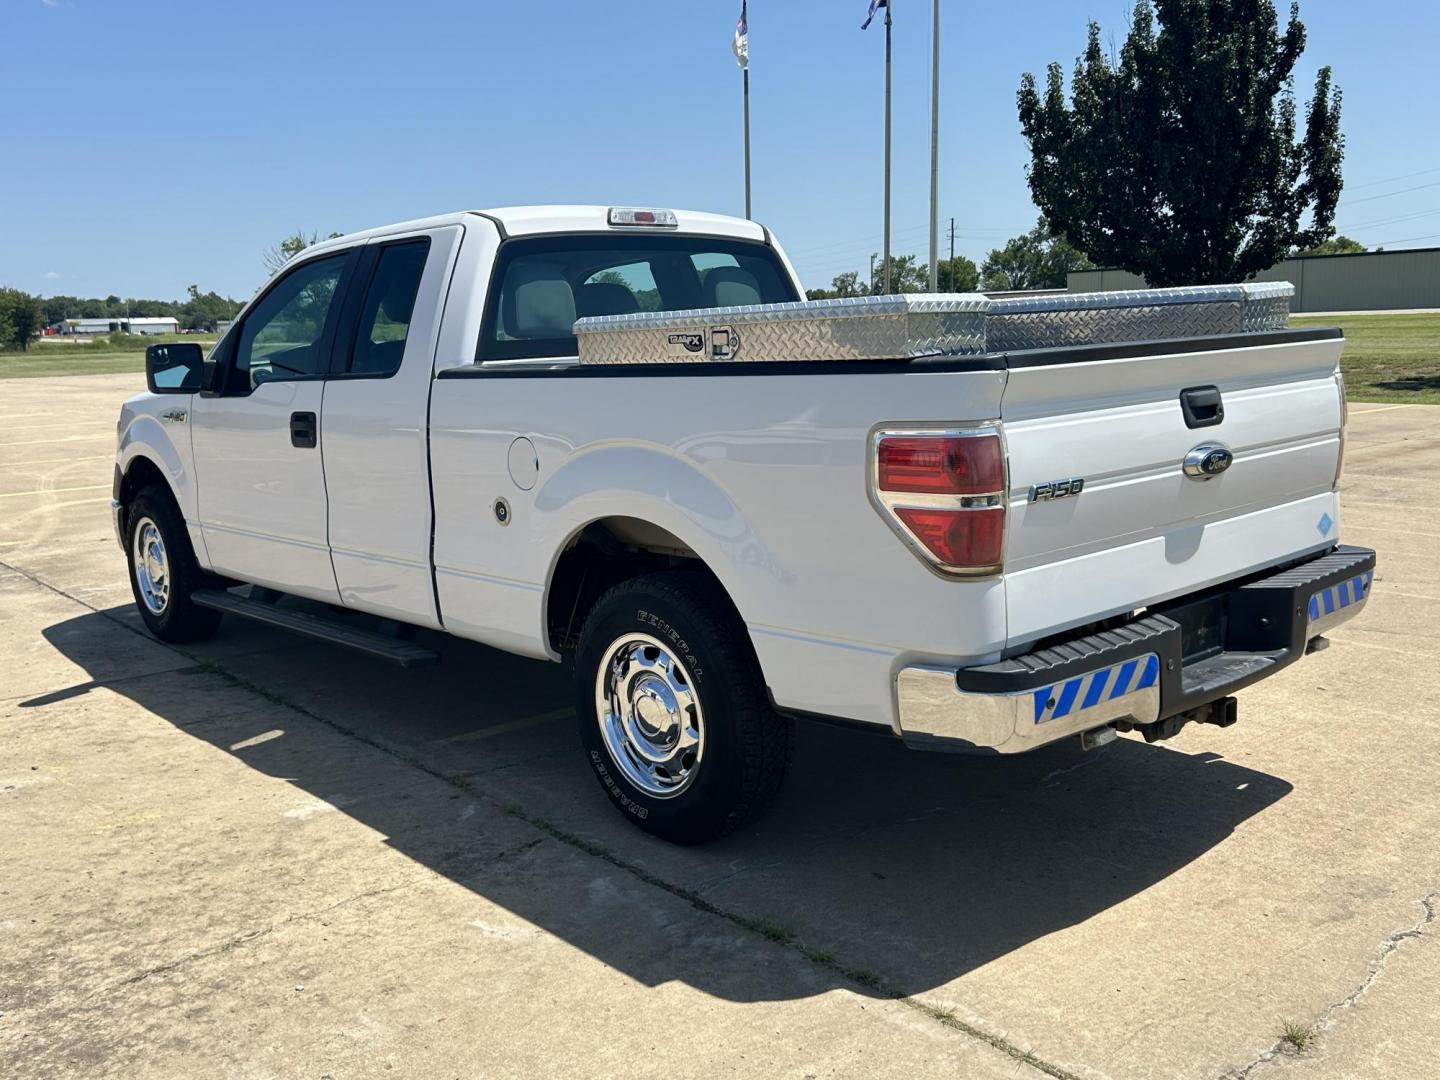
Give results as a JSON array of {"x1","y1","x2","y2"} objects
[
  {"x1": 290, "y1": 411, "x2": 318, "y2": 449},
  {"x1": 1180, "y1": 385, "x2": 1224, "y2": 429}
]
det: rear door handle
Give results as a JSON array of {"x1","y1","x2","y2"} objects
[{"x1": 290, "y1": 411, "x2": 318, "y2": 449}]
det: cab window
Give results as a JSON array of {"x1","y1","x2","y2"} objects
[
  {"x1": 478, "y1": 233, "x2": 798, "y2": 363},
  {"x1": 235, "y1": 254, "x2": 348, "y2": 389},
  {"x1": 346, "y1": 240, "x2": 431, "y2": 377}
]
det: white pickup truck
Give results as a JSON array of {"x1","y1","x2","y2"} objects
[{"x1": 115, "y1": 205, "x2": 1375, "y2": 843}]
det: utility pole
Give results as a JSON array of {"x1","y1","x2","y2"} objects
[
  {"x1": 869, "y1": 253, "x2": 877, "y2": 294},
  {"x1": 882, "y1": 0, "x2": 893, "y2": 294},
  {"x1": 928, "y1": 0, "x2": 940, "y2": 292},
  {"x1": 949, "y1": 217, "x2": 956, "y2": 290}
]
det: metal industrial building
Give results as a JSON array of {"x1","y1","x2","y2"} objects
[
  {"x1": 52, "y1": 316, "x2": 181, "y2": 336},
  {"x1": 1068, "y1": 247, "x2": 1440, "y2": 313}
]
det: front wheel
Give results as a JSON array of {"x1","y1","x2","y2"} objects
[
  {"x1": 125, "y1": 486, "x2": 223, "y2": 644},
  {"x1": 575, "y1": 571, "x2": 794, "y2": 844}
]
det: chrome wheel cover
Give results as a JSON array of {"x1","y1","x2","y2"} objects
[
  {"x1": 132, "y1": 516, "x2": 170, "y2": 615},
  {"x1": 595, "y1": 632, "x2": 705, "y2": 799}
]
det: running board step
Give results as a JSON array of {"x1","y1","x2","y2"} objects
[{"x1": 191, "y1": 590, "x2": 439, "y2": 668}]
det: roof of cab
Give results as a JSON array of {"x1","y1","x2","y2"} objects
[{"x1": 302, "y1": 205, "x2": 765, "y2": 259}]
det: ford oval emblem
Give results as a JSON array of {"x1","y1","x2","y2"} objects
[{"x1": 1183, "y1": 443, "x2": 1233, "y2": 480}]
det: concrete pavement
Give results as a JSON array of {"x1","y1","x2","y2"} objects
[{"x1": 2, "y1": 374, "x2": 1437, "y2": 1079}]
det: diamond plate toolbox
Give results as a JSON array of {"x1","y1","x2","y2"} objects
[{"x1": 573, "y1": 282, "x2": 1293, "y2": 365}]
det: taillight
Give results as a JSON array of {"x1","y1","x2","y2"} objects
[
  {"x1": 871, "y1": 428, "x2": 1007, "y2": 576},
  {"x1": 877, "y1": 435, "x2": 1004, "y2": 494}
]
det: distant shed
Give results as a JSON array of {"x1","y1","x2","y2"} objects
[
  {"x1": 1067, "y1": 247, "x2": 1440, "y2": 313},
  {"x1": 54, "y1": 317, "x2": 180, "y2": 336}
]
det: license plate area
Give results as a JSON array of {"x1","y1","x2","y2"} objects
[{"x1": 1159, "y1": 593, "x2": 1229, "y2": 665}]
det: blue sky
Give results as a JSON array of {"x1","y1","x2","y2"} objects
[{"x1": 2, "y1": 0, "x2": 1437, "y2": 300}]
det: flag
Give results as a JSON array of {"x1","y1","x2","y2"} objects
[
  {"x1": 732, "y1": 2, "x2": 748, "y2": 69},
  {"x1": 861, "y1": 0, "x2": 887, "y2": 30}
]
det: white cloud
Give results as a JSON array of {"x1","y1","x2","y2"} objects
[
  {"x1": 41, "y1": 0, "x2": 61, "y2": 8},
  {"x1": 44, "y1": 270, "x2": 60, "y2": 279}
]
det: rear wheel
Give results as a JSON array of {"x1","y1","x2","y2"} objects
[
  {"x1": 125, "y1": 486, "x2": 223, "y2": 643},
  {"x1": 575, "y1": 570, "x2": 793, "y2": 844}
]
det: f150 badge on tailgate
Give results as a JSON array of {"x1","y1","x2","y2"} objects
[{"x1": 1029, "y1": 477, "x2": 1085, "y2": 502}]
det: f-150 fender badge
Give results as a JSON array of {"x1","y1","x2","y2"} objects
[
  {"x1": 1183, "y1": 443, "x2": 1234, "y2": 480},
  {"x1": 1029, "y1": 477, "x2": 1084, "y2": 502},
  {"x1": 666, "y1": 332, "x2": 705, "y2": 357}
]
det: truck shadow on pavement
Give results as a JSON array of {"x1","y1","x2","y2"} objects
[{"x1": 37, "y1": 606, "x2": 1294, "y2": 1004}]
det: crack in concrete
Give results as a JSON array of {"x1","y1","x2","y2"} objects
[
  {"x1": 8, "y1": 559, "x2": 1077, "y2": 1078},
  {"x1": 102, "y1": 878, "x2": 421, "y2": 994},
  {"x1": 1221, "y1": 891, "x2": 1438, "y2": 1079}
]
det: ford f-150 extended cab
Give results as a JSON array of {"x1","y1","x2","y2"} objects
[{"x1": 115, "y1": 205, "x2": 1376, "y2": 843}]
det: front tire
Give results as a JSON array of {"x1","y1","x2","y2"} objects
[
  {"x1": 125, "y1": 485, "x2": 222, "y2": 644},
  {"x1": 575, "y1": 570, "x2": 793, "y2": 844}
]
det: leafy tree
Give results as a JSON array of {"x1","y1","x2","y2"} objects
[
  {"x1": 0, "y1": 288, "x2": 44, "y2": 351},
  {"x1": 179, "y1": 286, "x2": 243, "y2": 331},
  {"x1": 869, "y1": 253, "x2": 931, "y2": 294},
  {"x1": 263, "y1": 230, "x2": 344, "y2": 275},
  {"x1": 1017, "y1": 0, "x2": 1344, "y2": 286},
  {"x1": 1293, "y1": 234, "x2": 1364, "y2": 257},
  {"x1": 937, "y1": 255, "x2": 980, "y2": 292},
  {"x1": 41, "y1": 295, "x2": 80, "y2": 325},
  {"x1": 980, "y1": 219, "x2": 1093, "y2": 291},
  {"x1": 39, "y1": 288, "x2": 243, "y2": 333}
]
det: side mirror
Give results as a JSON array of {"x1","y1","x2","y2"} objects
[{"x1": 145, "y1": 342, "x2": 205, "y2": 394}]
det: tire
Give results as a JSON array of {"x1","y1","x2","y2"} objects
[
  {"x1": 575, "y1": 570, "x2": 794, "y2": 844},
  {"x1": 125, "y1": 485, "x2": 223, "y2": 644}
]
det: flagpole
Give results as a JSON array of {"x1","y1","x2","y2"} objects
[
  {"x1": 928, "y1": 0, "x2": 940, "y2": 292},
  {"x1": 742, "y1": 1, "x2": 752, "y2": 219},
  {"x1": 882, "y1": 0, "x2": 893, "y2": 294}
]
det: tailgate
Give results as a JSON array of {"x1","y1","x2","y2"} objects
[{"x1": 1001, "y1": 329, "x2": 1345, "y2": 649}]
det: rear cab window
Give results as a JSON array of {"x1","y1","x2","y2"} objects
[
  {"x1": 477, "y1": 234, "x2": 798, "y2": 363},
  {"x1": 344, "y1": 239, "x2": 431, "y2": 378}
]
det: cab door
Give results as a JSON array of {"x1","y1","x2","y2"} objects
[
  {"x1": 320, "y1": 225, "x2": 461, "y2": 627},
  {"x1": 191, "y1": 249, "x2": 357, "y2": 603}
]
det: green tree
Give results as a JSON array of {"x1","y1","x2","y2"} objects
[
  {"x1": 1293, "y1": 234, "x2": 1364, "y2": 256},
  {"x1": 936, "y1": 255, "x2": 980, "y2": 292},
  {"x1": 178, "y1": 285, "x2": 244, "y2": 331},
  {"x1": 1017, "y1": 0, "x2": 1344, "y2": 286},
  {"x1": 263, "y1": 230, "x2": 344, "y2": 275},
  {"x1": 980, "y1": 219, "x2": 1093, "y2": 291},
  {"x1": 808, "y1": 257, "x2": 980, "y2": 299},
  {"x1": 0, "y1": 288, "x2": 45, "y2": 351},
  {"x1": 42, "y1": 296, "x2": 73, "y2": 325},
  {"x1": 869, "y1": 253, "x2": 931, "y2": 294}
]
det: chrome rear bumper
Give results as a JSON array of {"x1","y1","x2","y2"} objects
[{"x1": 897, "y1": 545, "x2": 1376, "y2": 754}]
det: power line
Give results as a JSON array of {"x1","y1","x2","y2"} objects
[
  {"x1": 789, "y1": 222, "x2": 931, "y2": 261},
  {"x1": 1345, "y1": 165, "x2": 1440, "y2": 190},
  {"x1": 1370, "y1": 230, "x2": 1440, "y2": 247},
  {"x1": 1336, "y1": 205, "x2": 1440, "y2": 232},
  {"x1": 1339, "y1": 179, "x2": 1440, "y2": 207},
  {"x1": 788, "y1": 223, "x2": 1014, "y2": 269}
]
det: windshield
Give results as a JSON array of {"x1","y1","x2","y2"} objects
[{"x1": 477, "y1": 233, "x2": 798, "y2": 362}]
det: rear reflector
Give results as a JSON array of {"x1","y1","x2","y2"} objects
[
  {"x1": 877, "y1": 434, "x2": 1004, "y2": 494},
  {"x1": 608, "y1": 207, "x2": 679, "y2": 229},
  {"x1": 895, "y1": 506, "x2": 1005, "y2": 569},
  {"x1": 871, "y1": 427, "x2": 1007, "y2": 576}
]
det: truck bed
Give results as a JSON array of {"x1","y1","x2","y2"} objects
[{"x1": 432, "y1": 281, "x2": 1345, "y2": 730}]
